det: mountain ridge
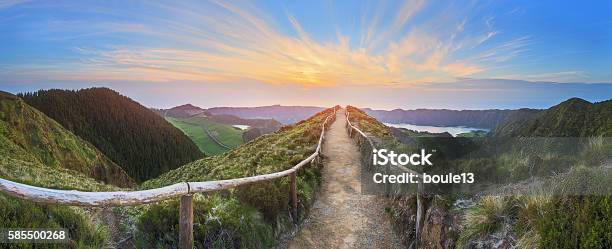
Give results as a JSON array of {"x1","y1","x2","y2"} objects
[
  {"x1": 491, "y1": 97, "x2": 612, "y2": 136},
  {"x1": 18, "y1": 87, "x2": 204, "y2": 182},
  {"x1": 0, "y1": 91, "x2": 134, "y2": 188},
  {"x1": 152, "y1": 103, "x2": 209, "y2": 118},
  {"x1": 362, "y1": 107, "x2": 541, "y2": 129},
  {"x1": 206, "y1": 105, "x2": 325, "y2": 124},
  {"x1": 157, "y1": 104, "x2": 283, "y2": 155}
]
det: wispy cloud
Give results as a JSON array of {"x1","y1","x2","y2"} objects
[
  {"x1": 500, "y1": 71, "x2": 590, "y2": 83},
  {"x1": 0, "y1": 0, "x2": 29, "y2": 9},
  {"x1": 0, "y1": 0, "x2": 534, "y2": 86}
]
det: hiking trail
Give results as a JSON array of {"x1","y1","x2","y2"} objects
[{"x1": 282, "y1": 109, "x2": 402, "y2": 249}]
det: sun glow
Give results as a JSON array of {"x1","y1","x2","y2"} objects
[{"x1": 0, "y1": 0, "x2": 532, "y2": 87}]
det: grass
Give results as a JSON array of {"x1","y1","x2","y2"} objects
[
  {"x1": 0, "y1": 194, "x2": 109, "y2": 249},
  {"x1": 0, "y1": 147, "x2": 119, "y2": 249},
  {"x1": 0, "y1": 93, "x2": 133, "y2": 187},
  {"x1": 456, "y1": 130, "x2": 488, "y2": 137},
  {"x1": 2, "y1": 92, "x2": 336, "y2": 248},
  {"x1": 460, "y1": 166, "x2": 612, "y2": 248},
  {"x1": 514, "y1": 192, "x2": 552, "y2": 249},
  {"x1": 0, "y1": 157, "x2": 120, "y2": 191},
  {"x1": 166, "y1": 116, "x2": 244, "y2": 155},
  {"x1": 0, "y1": 140, "x2": 121, "y2": 248},
  {"x1": 515, "y1": 229, "x2": 541, "y2": 249},
  {"x1": 135, "y1": 107, "x2": 336, "y2": 248},
  {"x1": 536, "y1": 195, "x2": 611, "y2": 249},
  {"x1": 347, "y1": 106, "x2": 392, "y2": 139},
  {"x1": 0, "y1": 92, "x2": 132, "y2": 191},
  {"x1": 145, "y1": 109, "x2": 333, "y2": 187},
  {"x1": 346, "y1": 106, "x2": 612, "y2": 248},
  {"x1": 184, "y1": 116, "x2": 244, "y2": 147},
  {"x1": 135, "y1": 194, "x2": 274, "y2": 249},
  {"x1": 580, "y1": 135, "x2": 611, "y2": 166},
  {"x1": 0, "y1": 93, "x2": 132, "y2": 248},
  {"x1": 458, "y1": 196, "x2": 518, "y2": 246}
]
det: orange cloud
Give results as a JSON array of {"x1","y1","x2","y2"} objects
[{"x1": 5, "y1": 0, "x2": 529, "y2": 87}]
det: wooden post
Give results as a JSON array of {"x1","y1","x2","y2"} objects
[
  {"x1": 415, "y1": 181, "x2": 424, "y2": 249},
  {"x1": 385, "y1": 164, "x2": 391, "y2": 196},
  {"x1": 179, "y1": 195, "x2": 194, "y2": 249},
  {"x1": 290, "y1": 172, "x2": 298, "y2": 223}
]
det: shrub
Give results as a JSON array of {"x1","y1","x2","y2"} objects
[
  {"x1": 235, "y1": 180, "x2": 289, "y2": 222},
  {"x1": 515, "y1": 229, "x2": 540, "y2": 249},
  {"x1": 580, "y1": 136, "x2": 610, "y2": 167},
  {"x1": 513, "y1": 192, "x2": 552, "y2": 248},
  {"x1": 138, "y1": 107, "x2": 334, "y2": 247},
  {"x1": 552, "y1": 166, "x2": 612, "y2": 195},
  {"x1": 536, "y1": 196, "x2": 611, "y2": 249},
  {"x1": 135, "y1": 194, "x2": 274, "y2": 249},
  {"x1": 0, "y1": 194, "x2": 108, "y2": 249},
  {"x1": 458, "y1": 196, "x2": 518, "y2": 246}
]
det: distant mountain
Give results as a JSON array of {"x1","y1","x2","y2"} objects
[
  {"x1": 158, "y1": 104, "x2": 283, "y2": 155},
  {"x1": 362, "y1": 108, "x2": 540, "y2": 129},
  {"x1": 206, "y1": 105, "x2": 325, "y2": 124},
  {"x1": 0, "y1": 91, "x2": 133, "y2": 188},
  {"x1": 156, "y1": 104, "x2": 282, "y2": 133},
  {"x1": 139, "y1": 107, "x2": 337, "y2": 248},
  {"x1": 153, "y1": 104, "x2": 208, "y2": 118},
  {"x1": 491, "y1": 98, "x2": 612, "y2": 137},
  {"x1": 19, "y1": 88, "x2": 204, "y2": 182}
]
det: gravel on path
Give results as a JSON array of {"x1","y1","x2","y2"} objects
[{"x1": 280, "y1": 109, "x2": 402, "y2": 249}]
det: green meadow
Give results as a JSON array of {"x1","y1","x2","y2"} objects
[{"x1": 166, "y1": 116, "x2": 245, "y2": 155}]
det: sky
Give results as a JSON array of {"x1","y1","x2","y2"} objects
[{"x1": 1, "y1": 0, "x2": 611, "y2": 110}]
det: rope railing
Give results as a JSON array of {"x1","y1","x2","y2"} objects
[
  {"x1": 0, "y1": 106, "x2": 338, "y2": 249},
  {"x1": 344, "y1": 109, "x2": 424, "y2": 249}
]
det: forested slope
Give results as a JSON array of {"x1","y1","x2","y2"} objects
[
  {"x1": 1, "y1": 91, "x2": 130, "y2": 248},
  {"x1": 0, "y1": 91, "x2": 133, "y2": 188},
  {"x1": 19, "y1": 88, "x2": 203, "y2": 182},
  {"x1": 492, "y1": 98, "x2": 612, "y2": 137},
  {"x1": 363, "y1": 107, "x2": 540, "y2": 129}
]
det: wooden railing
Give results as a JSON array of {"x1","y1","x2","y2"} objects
[
  {"x1": 345, "y1": 110, "x2": 424, "y2": 249},
  {"x1": 0, "y1": 107, "x2": 338, "y2": 249}
]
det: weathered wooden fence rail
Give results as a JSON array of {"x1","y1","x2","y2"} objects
[
  {"x1": 0, "y1": 107, "x2": 338, "y2": 249},
  {"x1": 344, "y1": 110, "x2": 424, "y2": 249}
]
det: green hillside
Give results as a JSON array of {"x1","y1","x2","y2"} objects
[
  {"x1": 145, "y1": 108, "x2": 333, "y2": 186},
  {"x1": 166, "y1": 116, "x2": 244, "y2": 155},
  {"x1": 347, "y1": 105, "x2": 393, "y2": 138},
  {"x1": 363, "y1": 107, "x2": 538, "y2": 129},
  {"x1": 0, "y1": 91, "x2": 129, "y2": 248},
  {"x1": 158, "y1": 104, "x2": 283, "y2": 155},
  {"x1": 19, "y1": 88, "x2": 204, "y2": 182},
  {"x1": 137, "y1": 107, "x2": 336, "y2": 248},
  {"x1": 347, "y1": 104, "x2": 611, "y2": 249},
  {"x1": 492, "y1": 98, "x2": 612, "y2": 137},
  {"x1": 0, "y1": 91, "x2": 133, "y2": 188}
]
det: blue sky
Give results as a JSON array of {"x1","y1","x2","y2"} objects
[{"x1": 0, "y1": 0, "x2": 611, "y2": 109}]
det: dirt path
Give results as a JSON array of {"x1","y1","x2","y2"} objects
[{"x1": 282, "y1": 109, "x2": 402, "y2": 249}]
